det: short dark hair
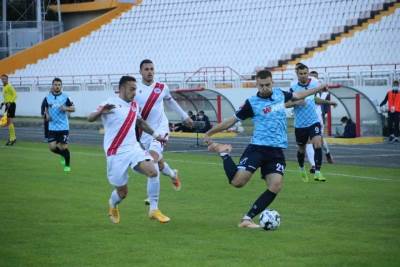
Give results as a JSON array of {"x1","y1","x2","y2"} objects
[
  {"x1": 140, "y1": 59, "x2": 153, "y2": 69},
  {"x1": 340, "y1": 116, "x2": 349, "y2": 123},
  {"x1": 52, "y1": 77, "x2": 62, "y2": 84},
  {"x1": 393, "y1": 80, "x2": 399, "y2": 86},
  {"x1": 310, "y1": 71, "x2": 318, "y2": 76},
  {"x1": 256, "y1": 70, "x2": 272, "y2": 79},
  {"x1": 1, "y1": 74, "x2": 8, "y2": 78},
  {"x1": 119, "y1": 75, "x2": 136, "y2": 88},
  {"x1": 295, "y1": 63, "x2": 308, "y2": 71}
]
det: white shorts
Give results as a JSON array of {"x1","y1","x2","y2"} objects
[
  {"x1": 141, "y1": 131, "x2": 169, "y2": 159},
  {"x1": 106, "y1": 145, "x2": 152, "y2": 187}
]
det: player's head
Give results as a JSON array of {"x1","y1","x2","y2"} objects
[
  {"x1": 309, "y1": 71, "x2": 318, "y2": 79},
  {"x1": 393, "y1": 80, "x2": 399, "y2": 90},
  {"x1": 255, "y1": 69, "x2": 273, "y2": 97},
  {"x1": 52, "y1": 77, "x2": 62, "y2": 94},
  {"x1": 119, "y1": 75, "x2": 137, "y2": 102},
  {"x1": 1, "y1": 74, "x2": 8, "y2": 85},
  {"x1": 140, "y1": 59, "x2": 154, "y2": 84},
  {"x1": 295, "y1": 63, "x2": 309, "y2": 84},
  {"x1": 340, "y1": 116, "x2": 349, "y2": 125}
]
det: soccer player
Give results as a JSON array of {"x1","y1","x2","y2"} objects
[
  {"x1": 287, "y1": 63, "x2": 328, "y2": 182},
  {"x1": 42, "y1": 78, "x2": 75, "y2": 172},
  {"x1": 88, "y1": 76, "x2": 168, "y2": 224},
  {"x1": 1, "y1": 74, "x2": 17, "y2": 145},
  {"x1": 305, "y1": 71, "x2": 337, "y2": 173},
  {"x1": 204, "y1": 70, "x2": 329, "y2": 228},
  {"x1": 135, "y1": 59, "x2": 193, "y2": 213}
]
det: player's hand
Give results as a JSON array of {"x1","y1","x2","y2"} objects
[
  {"x1": 155, "y1": 133, "x2": 168, "y2": 145},
  {"x1": 319, "y1": 83, "x2": 329, "y2": 92},
  {"x1": 204, "y1": 134, "x2": 212, "y2": 145},
  {"x1": 99, "y1": 104, "x2": 115, "y2": 114},
  {"x1": 331, "y1": 101, "x2": 338, "y2": 108},
  {"x1": 183, "y1": 117, "x2": 194, "y2": 128}
]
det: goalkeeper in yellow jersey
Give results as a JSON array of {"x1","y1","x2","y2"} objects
[{"x1": 1, "y1": 74, "x2": 17, "y2": 145}]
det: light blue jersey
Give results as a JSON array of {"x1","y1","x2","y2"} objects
[
  {"x1": 45, "y1": 92, "x2": 73, "y2": 131},
  {"x1": 290, "y1": 78, "x2": 320, "y2": 128},
  {"x1": 235, "y1": 88, "x2": 293, "y2": 148}
]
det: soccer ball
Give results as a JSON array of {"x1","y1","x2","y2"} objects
[{"x1": 259, "y1": 209, "x2": 281, "y2": 231}]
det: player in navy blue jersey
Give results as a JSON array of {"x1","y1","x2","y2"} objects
[
  {"x1": 204, "y1": 70, "x2": 328, "y2": 228},
  {"x1": 42, "y1": 78, "x2": 75, "y2": 172}
]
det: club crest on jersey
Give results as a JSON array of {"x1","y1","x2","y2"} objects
[
  {"x1": 263, "y1": 106, "x2": 272, "y2": 114},
  {"x1": 153, "y1": 88, "x2": 162, "y2": 94}
]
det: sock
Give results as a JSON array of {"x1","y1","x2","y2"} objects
[
  {"x1": 246, "y1": 190, "x2": 277, "y2": 219},
  {"x1": 109, "y1": 189, "x2": 122, "y2": 208},
  {"x1": 297, "y1": 151, "x2": 305, "y2": 168},
  {"x1": 147, "y1": 164, "x2": 160, "y2": 211},
  {"x1": 60, "y1": 149, "x2": 70, "y2": 166},
  {"x1": 314, "y1": 147, "x2": 322, "y2": 171},
  {"x1": 221, "y1": 154, "x2": 237, "y2": 183},
  {"x1": 305, "y1": 143, "x2": 315, "y2": 167},
  {"x1": 9, "y1": 123, "x2": 16, "y2": 141},
  {"x1": 161, "y1": 162, "x2": 176, "y2": 179},
  {"x1": 52, "y1": 147, "x2": 63, "y2": 156},
  {"x1": 322, "y1": 139, "x2": 330, "y2": 154}
]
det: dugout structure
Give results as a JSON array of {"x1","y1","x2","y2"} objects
[
  {"x1": 327, "y1": 85, "x2": 382, "y2": 137},
  {"x1": 166, "y1": 88, "x2": 235, "y2": 125}
]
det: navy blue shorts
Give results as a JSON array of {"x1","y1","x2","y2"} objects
[
  {"x1": 295, "y1": 122, "x2": 322, "y2": 146},
  {"x1": 48, "y1": 130, "x2": 69, "y2": 144},
  {"x1": 238, "y1": 144, "x2": 286, "y2": 178}
]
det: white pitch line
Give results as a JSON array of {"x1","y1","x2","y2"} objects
[{"x1": 1, "y1": 145, "x2": 399, "y2": 182}]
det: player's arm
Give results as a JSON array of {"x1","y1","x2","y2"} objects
[
  {"x1": 205, "y1": 116, "x2": 239, "y2": 138},
  {"x1": 136, "y1": 117, "x2": 167, "y2": 143},
  {"x1": 285, "y1": 99, "x2": 306, "y2": 108},
  {"x1": 315, "y1": 97, "x2": 337, "y2": 107},
  {"x1": 291, "y1": 84, "x2": 328, "y2": 101},
  {"x1": 164, "y1": 94, "x2": 193, "y2": 128},
  {"x1": 205, "y1": 99, "x2": 253, "y2": 141},
  {"x1": 87, "y1": 104, "x2": 115, "y2": 122},
  {"x1": 380, "y1": 93, "x2": 388, "y2": 106},
  {"x1": 61, "y1": 98, "x2": 75, "y2": 113}
]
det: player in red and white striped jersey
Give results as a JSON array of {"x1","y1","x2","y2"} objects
[
  {"x1": 135, "y1": 60, "x2": 193, "y2": 220},
  {"x1": 88, "y1": 76, "x2": 168, "y2": 224}
]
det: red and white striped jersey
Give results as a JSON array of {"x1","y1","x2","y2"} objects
[
  {"x1": 98, "y1": 96, "x2": 141, "y2": 156},
  {"x1": 135, "y1": 81, "x2": 171, "y2": 141}
]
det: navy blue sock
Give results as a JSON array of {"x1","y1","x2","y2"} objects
[
  {"x1": 246, "y1": 190, "x2": 277, "y2": 219},
  {"x1": 221, "y1": 154, "x2": 237, "y2": 183},
  {"x1": 314, "y1": 147, "x2": 322, "y2": 171},
  {"x1": 297, "y1": 151, "x2": 305, "y2": 168}
]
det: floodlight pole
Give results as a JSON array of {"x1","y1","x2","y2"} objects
[
  {"x1": 2, "y1": 0, "x2": 6, "y2": 50},
  {"x1": 36, "y1": 0, "x2": 43, "y2": 42},
  {"x1": 56, "y1": 0, "x2": 62, "y2": 33}
]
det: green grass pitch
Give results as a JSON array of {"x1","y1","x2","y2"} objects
[{"x1": 0, "y1": 141, "x2": 399, "y2": 267}]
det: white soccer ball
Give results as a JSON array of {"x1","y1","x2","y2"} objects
[{"x1": 259, "y1": 209, "x2": 281, "y2": 231}]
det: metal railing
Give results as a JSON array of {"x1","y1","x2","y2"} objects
[{"x1": 0, "y1": 20, "x2": 63, "y2": 59}]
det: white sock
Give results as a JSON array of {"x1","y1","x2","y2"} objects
[
  {"x1": 219, "y1": 152, "x2": 229, "y2": 157},
  {"x1": 322, "y1": 139, "x2": 330, "y2": 154},
  {"x1": 161, "y1": 162, "x2": 176, "y2": 179},
  {"x1": 147, "y1": 164, "x2": 160, "y2": 211},
  {"x1": 306, "y1": 144, "x2": 315, "y2": 167},
  {"x1": 243, "y1": 215, "x2": 252, "y2": 220},
  {"x1": 109, "y1": 189, "x2": 122, "y2": 208}
]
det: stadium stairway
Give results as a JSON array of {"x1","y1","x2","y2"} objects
[
  {"x1": 0, "y1": 1, "x2": 141, "y2": 75},
  {"x1": 276, "y1": 0, "x2": 400, "y2": 70}
]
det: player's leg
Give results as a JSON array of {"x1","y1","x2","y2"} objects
[
  {"x1": 6, "y1": 103, "x2": 16, "y2": 145},
  {"x1": 208, "y1": 142, "x2": 257, "y2": 187},
  {"x1": 107, "y1": 155, "x2": 130, "y2": 224},
  {"x1": 310, "y1": 123, "x2": 325, "y2": 181},
  {"x1": 57, "y1": 131, "x2": 71, "y2": 172},
  {"x1": 393, "y1": 112, "x2": 399, "y2": 142},
  {"x1": 158, "y1": 158, "x2": 181, "y2": 191},
  {"x1": 295, "y1": 127, "x2": 309, "y2": 182},
  {"x1": 305, "y1": 142, "x2": 315, "y2": 173},
  {"x1": 136, "y1": 158, "x2": 170, "y2": 223},
  {"x1": 388, "y1": 113, "x2": 395, "y2": 142},
  {"x1": 239, "y1": 151, "x2": 285, "y2": 228}
]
